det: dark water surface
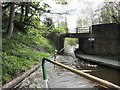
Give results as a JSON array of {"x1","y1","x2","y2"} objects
[
  {"x1": 17, "y1": 45, "x2": 119, "y2": 88},
  {"x1": 65, "y1": 45, "x2": 120, "y2": 86},
  {"x1": 78, "y1": 60, "x2": 120, "y2": 86}
]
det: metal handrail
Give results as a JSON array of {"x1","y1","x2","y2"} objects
[{"x1": 42, "y1": 57, "x2": 120, "y2": 89}]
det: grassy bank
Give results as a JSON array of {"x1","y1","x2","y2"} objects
[
  {"x1": 2, "y1": 10, "x2": 66, "y2": 85},
  {"x1": 2, "y1": 28, "x2": 55, "y2": 84}
]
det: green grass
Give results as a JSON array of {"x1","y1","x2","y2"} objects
[
  {"x1": 2, "y1": 14, "x2": 65, "y2": 85},
  {"x1": 2, "y1": 29, "x2": 54, "y2": 84}
]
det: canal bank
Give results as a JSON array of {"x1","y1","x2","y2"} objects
[
  {"x1": 73, "y1": 51, "x2": 120, "y2": 86},
  {"x1": 65, "y1": 45, "x2": 120, "y2": 87},
  {"x1": 75, "y1": 52, "x2": 120, "y2": 69}
]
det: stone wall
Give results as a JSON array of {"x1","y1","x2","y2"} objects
[
  {"x1": 47, "y1": 33, "x2": 64, "y2": 53},
  {"x1": 117, "y1": 24, "x2": 120, "y2": 55},
  {"x1": 79, "y1": 23, "x2": 120, "y2": 55}
]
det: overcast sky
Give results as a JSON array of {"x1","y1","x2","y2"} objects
[{"x1": 42, "y1": 0, "x2": 119, "y2": 32}]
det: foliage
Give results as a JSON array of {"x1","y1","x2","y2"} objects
[
  {"x1": 2, "y1": 2, "x2": 51, "y2": 36},
  {"x1": 95, "y1": 2, "x2": 120, "y2": 24},
  {"x1": 2, "y1": 27, "x2": 54, "y2": 84},
  {"x1": 64, "y1": 38, "x2": 78, "y2": 47},
  {"x1": 2, "y1": 35, "x2": 51, "y2": 84},
  {"x1": 49, "y1": 28, "x2": 66, "y2": 36},
  {"x1": 2, "y1": 2, "x2": 66, "y2": 85},
  {"x1": 76, "y1": 1, "x2": 120, "y2": 27},
  {"x1": 43, "y1": 18, "x2": 54, "y2": 28},
  {"x1": 58, "y1": 21, "x2": 68, "y2": 32},
  {"x1": 55, "y1": 0, "x2": 68, "y2": 5}
]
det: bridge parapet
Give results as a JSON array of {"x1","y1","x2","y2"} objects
[
  {"x1": 76, "y1": 27, "x2": 91, "y2": 33},
  {"x1": 64, "y1": 33, "x2": 90, "y2": 38}
]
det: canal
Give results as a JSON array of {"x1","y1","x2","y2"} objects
[
  {"x1": 16, "y1": 45, "x2": 119, "y2": 89},
  {"x1": 65, "y1": 45, "x2": 120, "y2": 86},
  {"x1": 17, "y1": 44, "x2": 98, "y2": 88}
]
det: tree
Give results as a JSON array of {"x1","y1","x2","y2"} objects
[
  {"x1": 55, "y1": 0, "x2": 68, "y2": 5},
  {"x1": 43, "y1": 17, "x2": 54, "y2": 30},
  {"x1": 58, "y1": 21, "x2": 66, "y2": 30},
  {"x1": 20, "y1": 2, "x2": 24, "y2": 22},
  {"x1": 64, "y1": 16, "x2": 68, "y2": 33},
  {"x1": 2, "y1": 2, "x2": 51, "y2": 36},
  {"x1": 57, "y1": 17, "x2": 68, "y2": 33},
  {"x1": 98, "y1": 1, "x2": 120, "y2": 24},
  {"x1": 76, "y1": 16, "x2": 89, "y2": 28},
  {"x1": 118, "y1": 2, "x2": 120, "y2": 21},
  {"x1": 6, "y1": 2, "x2": 15, "y2": 39}
]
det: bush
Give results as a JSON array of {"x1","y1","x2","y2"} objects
[
  {"x1": 2, "y1": 15, "x2": 58, "y2": 85},
  {"x1": 49, "y1": 28, "x2": 66, "y2": 36},
  {"x1": 64, "y1": 38, "x2": 78, "y2": 47},
  {"x1": 2, "y1": 30, "x2": 53, "y2": 84}
]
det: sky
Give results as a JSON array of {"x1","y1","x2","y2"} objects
[{"x1": 42, "y1": 0, "x2": 119, "y2": 32}]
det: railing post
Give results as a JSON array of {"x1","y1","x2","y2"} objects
[{"x1": 42, "y1": 58, "x2": 49, "y2": 88}]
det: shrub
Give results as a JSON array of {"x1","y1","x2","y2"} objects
[{"x1": 2, "y1": 31, "x2": 53, "y2": 84}]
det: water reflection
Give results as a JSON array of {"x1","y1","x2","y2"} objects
[
  {"x1": 64, "y1": 44, "x2": 120, "y2": 86},
  {"x1": 64, "y1": 44, "x2": 79, "y2": 57}
]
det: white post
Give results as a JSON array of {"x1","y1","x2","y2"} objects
[{"x1": 44, "y1": 79, "x2": 48, "y2": 88}]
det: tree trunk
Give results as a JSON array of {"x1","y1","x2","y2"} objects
[
  {"x1": 24, "y1": 5, "x2": 29, "y2": 22},
  {"x1": 118, "y1": 2, "x2": 120, "y2": 23},
  {"x1": 6, "y1": 3, "x2": 15, "y2": 39},
  {"x1": 20, "y1": 3, "x2": 24, "y2": 22}
]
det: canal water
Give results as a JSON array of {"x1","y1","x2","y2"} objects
[
  {"x1": 16, "y1": 44, "x2": 98, "y2": 88},
  {"x1": 65, "y1": 45, "x2": 120, "y2": 86},
  {"x1": 16, "y1": 44, "x2": 119, "y2": 88}
]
